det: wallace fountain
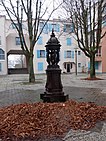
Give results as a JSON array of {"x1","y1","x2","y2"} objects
[{"x1": 40, "y1": 30, "x2": 69, "y2": 102}]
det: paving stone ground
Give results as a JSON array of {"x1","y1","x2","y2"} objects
[{"x1": 0, "y1": 73, "x2": 106, "y2": 141}]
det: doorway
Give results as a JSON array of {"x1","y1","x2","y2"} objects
[
  {"x1": 7, "y1": 50, "x2": 28, "y2": 74},
  {"x1": 67, "y1": 63, "x2": 70, "y2": 73}
]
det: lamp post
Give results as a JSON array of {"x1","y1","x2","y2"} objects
[
  {"x1": 75, "y1": 47, "x2": 78, "y2": 75},
  {"x1": 40, "y1": 30, "x2": 68, "y2": 102}
]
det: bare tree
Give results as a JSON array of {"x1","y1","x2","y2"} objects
[
  {"x1": 64, "y1": 0, "x2": 106, "y2": 78},
  {"x1": 1, "y1": 0, "x2": 62, "y2": 82}
]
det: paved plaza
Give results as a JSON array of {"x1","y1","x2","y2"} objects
[{"x1": 0, "y1": 73, "x2": 106, "y2": 141}]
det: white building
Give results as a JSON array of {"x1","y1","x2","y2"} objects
[{"x1": 0, "y1": 16, "x2": 86, "y2": 75}]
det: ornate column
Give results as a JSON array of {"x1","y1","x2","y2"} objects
[{"x1": 40, "y1": 30, "x2": 68, "y2": 102}]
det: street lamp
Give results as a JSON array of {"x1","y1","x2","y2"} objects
[{"x1": 74, "y1": 47, "x2": 78, "y2": 75}]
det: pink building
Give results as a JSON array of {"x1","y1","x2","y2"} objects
[
  {"x1": 101, "y1": 26, "x2": 106, "y2": 73},
  {"x1": 95, "y1": 26, "x2": 106, "y2": 73}
]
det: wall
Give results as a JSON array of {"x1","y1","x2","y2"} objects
[
  {"x1": 102, "y1": 26, "x2": 106, "y2": 73},
  {"x1": 0, "y1": 16, "x2": 7, "y2": 75}
]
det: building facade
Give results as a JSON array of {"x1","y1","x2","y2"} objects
[
  {"x1": 0, "y1": 15, "x2": 105, "y2": 75},
  {"x1": 34, "y1": 19, "x2": 86, "y2": 74}
]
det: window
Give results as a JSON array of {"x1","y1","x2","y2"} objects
[
  {"x1": 66, "y1": 38, "x2": 72, "y2": 46},
  {"x1": 38, "y1": 62, "x2": 43, "y2": 71},
  {"x1": 11, "y1": 23, "x2": 17, "y2": 29},
  {"x1": 63, "y1": 24, "x2": 74, "y2": 33},
  {"x1": 10, "y1": 23, "x2": 26, "y2": 30},
  {"x1": 78, "y1": 63, "x2": 81, "y2": 68},
  {"x1": 87, "y1": 62, "x2": 99, "y2": 71},
  {"x1": 0, "y1": 36, "x2": 1, "y2": 45},
  {"x1": 96, "y1": 47, "x2": 101, "y2": 56},
  {"x1": 37, "y1": 50, "x2": 46, "y2": 58},
  {"x1": 37, "y1": 36, "x2": 43, "y2": 45},
  {"x1": 102, "y1": 4, "x2": 106, "y2": 27},
  {"x1": 88, "y1": 61, "x2": 99, "y2": 70},
  {"x1": 95, "y1": 62, "x2": 99, "y2": 70},
  {"x1": 40, "y1": 22, "x2": 48, "y2": 34},
  {"x1": 64, "y1": 51, "x2": 74, "y2": 58},
  {"x1": 0, "y1": 63, "x2": 1, "y2": 71},
  {"x1": 49, "y1": 23, "x2": 60, "y2": 32},
  {"x1": 0, "y1": 49, "x2": 5, "y2": 60},
  {"x1": 53, "y1": 24, "x2": 60, "y2": 32},
  {"x1": 102, "y1": 16, "x2": 106, "y2": 27},
  {"x1": 103, "y1": 4, "x2": 106, "y2": 15},
  {"x1": 78, "y1": 51, "x2": 81, "y2": 55},
  {"x1": 66, "y1": 51, "x2": 71, "y2": 58},
  {"x1": 67, "y1": 51, "x2": 71, "y2": 58},
  {"x1": 40, "y1": 23, "x2": 60, "y2": 33},
  {"x1": 64, "y1": 51, "x2": 70, "y2": 58},
  {"x1": 15, "y1": 37, "x2": 21, "y2": 45}
]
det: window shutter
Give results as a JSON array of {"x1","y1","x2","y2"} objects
[
  {"x1": 95, "y1": 62, "x2": 99, "y2": 70},
  {"x1": 45, "y1": 51, "x2": 46, "y2": 58},
  {"x1": 88, "y1": 62, "x2": 90, "y2": 69},
  {"x1": 43, "y1": 24, "x2": 48, "y2": 34},
  {"x1": 0, "y1": 49, "x2": 5, "y2": 60},
  {"x1": 63, "y1": 25, "x2": 66, "y2": 32},
  {"x1": 49, "y1": 24, "x2": 52, "y2": 32},
  {"x1": 67, "y1": 38, "x2": 72, "y2": 46},
  {"x1": 64, "y1": 51, "x2": 67, "y2": 58},
  {"x1": 37, "y1": 50, "x2": 40, "y2": 58},
  {"x1": 70, "y1": 24, "x2": 74, "y2": 33},
  {"x1": 38, "y1": 62, "x2": 43, "y2": 71},
  {"x1": 78, "y1": 51, "x2": 81, "y2": 55},
  {"x1": 37, "y1": 36, "x2": 42, "y2": 45},
  {"x1": 71, "y1": 51, "x2": 74, "y2": 58},
  {"x1": 57, "y1": 24, "x2": 60, "y2": 32}
]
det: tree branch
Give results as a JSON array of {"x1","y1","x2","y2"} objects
[{"x1": 21, "y1": 0, "x2": 27, "y2": 15}]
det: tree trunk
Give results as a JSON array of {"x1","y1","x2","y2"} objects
[
  {"x1": 25, "y1": 54, "x2": 30, "y2": 72},
  {"x1": 29, "y1": 53, "x2": 35, "y2": 83},
  {"x1": 90, "y1": 55, "x2": 96, "y2": 78},
  {"x1": 25, "y1": 52, "x2": 35, "y2": 83}
]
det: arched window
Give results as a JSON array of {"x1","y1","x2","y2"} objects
[{"x1": 0, "y1": 49, "x2": 5, "y2": 60}]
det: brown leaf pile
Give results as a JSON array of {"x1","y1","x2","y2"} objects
[{"x1": 0, "y1": 100, "x2": 106, "y2": 140}]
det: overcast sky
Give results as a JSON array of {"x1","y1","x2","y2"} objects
[{"x1": 0, "y1": 0, "x2": 64, "y2": 20}]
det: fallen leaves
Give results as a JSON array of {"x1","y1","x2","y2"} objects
[
  {"x1": 0, "y1": 100, "x2": 106, "y2": 140},
  {"x1": 81, "y1": 77, "x2": 103, "y2": 80}
]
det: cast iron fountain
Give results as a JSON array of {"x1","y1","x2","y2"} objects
[{"x1": 40, "y1": 29, "x2": 68, "y2": 102}]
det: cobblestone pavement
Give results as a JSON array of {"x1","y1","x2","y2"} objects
[{"x1": 0, "y1": 73, "x2": 106, "y2": 141}]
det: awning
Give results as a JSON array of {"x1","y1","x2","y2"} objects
[
  {"x1": 7, "y1": 50, "x2": 25, "y2": 55},
  {"x1": 63, "y1": 62, "x2": 75, "y2": 64}
]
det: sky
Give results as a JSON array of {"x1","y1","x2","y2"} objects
[{"x1": 0, "y1": 0, "x2": 64, "y2": 20}]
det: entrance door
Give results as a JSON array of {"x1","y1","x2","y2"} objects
[{"x1": 67, "y1": 64, "x2": 70, "y2": 72}]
